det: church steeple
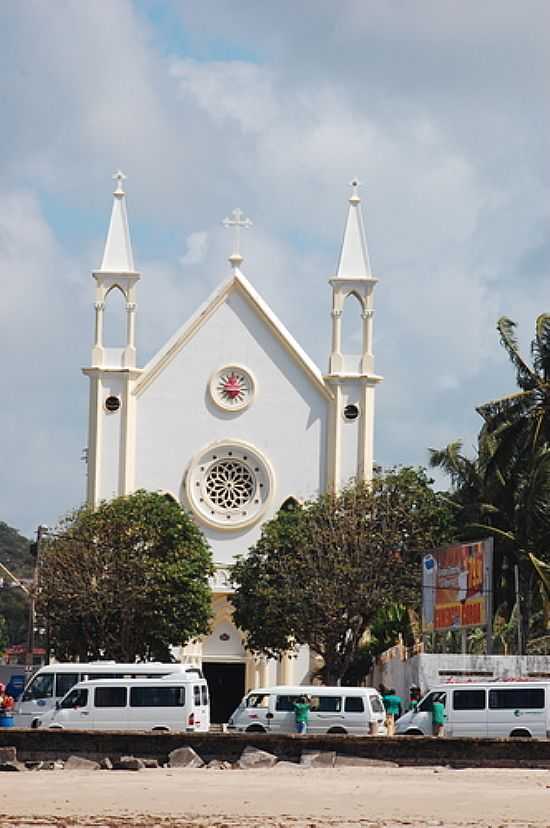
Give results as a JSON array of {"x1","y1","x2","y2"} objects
[
  {"x1": 335, "y1": 179, "x2": 371, "y2": 279},
  {"x1": 325, "y1": 180, "x2": 383, "y2": 491},
  {"x1": 91, "y1": 171, "x2": 140, "y2": 369},
  {"x1": 328, "y1": 179, "x2": 377, "y2": 376},
  {"x1": 99, "y1": 171, "x2": 135, "y2": 272}
]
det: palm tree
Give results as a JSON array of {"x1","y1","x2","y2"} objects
[{"x1": 477, "y1": 315, "x2": 550, "y2": 480}]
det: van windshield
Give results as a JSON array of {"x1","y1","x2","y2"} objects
[
  {"x1": 22, "y1": 672, "x2": 54, "y2": 701},
  {"x1": 246, "y1": 693, "x2": 270, "y2": 708}
]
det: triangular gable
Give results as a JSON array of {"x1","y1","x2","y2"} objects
[{"x1": 134, "y1": 270, "x2": 333, "y2": 400}]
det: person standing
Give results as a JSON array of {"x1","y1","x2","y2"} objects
[
  {"x1": 382, "y1": 688, "x2": 402, "y2": 736},
  {"x1": 408, "y1": 685, "x2": 421, "y2": 712},
  {"x1": 293, "y1": 695, "x2": 310, "y2": 734},
  {"x1": 432, "y1": 695, "x2": 446, "y2": 737}
]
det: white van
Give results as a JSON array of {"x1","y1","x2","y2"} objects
[
  {"x1": 35, "y1": 674, "x2": 210, "y2": 733},
  {"x1": 14, "y1": 662, "x2": 203, "y2": 728},
  {"x1": 227, "y1": 685, "x2": 386, "y2": 736},
  {"x1": 395, "y1": 681, "x2": 550, "y2": 739}
]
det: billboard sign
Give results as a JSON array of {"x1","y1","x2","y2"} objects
[{"x1": 422, "y1": 539, "x2": 493, "y2": 633}]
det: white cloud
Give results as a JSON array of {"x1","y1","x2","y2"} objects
[{"x1": 0, "y1": 0, "x2": 548, "y2": 532}]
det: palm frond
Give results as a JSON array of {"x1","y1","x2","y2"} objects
[
  {"x1": 497, "y1": 317, "x2": 538, "y2": 391},
  {"x1": 533, "y1": 314, "x2": 550, "y2": 383}
]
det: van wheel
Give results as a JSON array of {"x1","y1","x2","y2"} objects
[
  {"x1": 152, "y1": 727, "x2": 170, "y2": 733},
  {"x1": 31, "y1": 719, "x2": 40, "y2": 729},
  {"x1": 510, "y1": 729, "x2": 531, "y2": 738},
  {"x1": 405, "y1": 729, "x2": 424, "y2": 736},
  {"x1": 245, "y1": 725, "x2": 266, "y2": 733},
  {"x1": 327, "y1": 727, "x2": 347, "y2": 735}
]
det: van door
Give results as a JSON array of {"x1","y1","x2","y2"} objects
[
  {"x1": 92, "y1": 686, "x2": 128, "y2": 730},
  {"x1": 342, "y1": 695, "x2": 369, "y2": 735},
  {"x1": 200, "y1": 683, "x2": 210, "y2": 732},
  {"x1": 308, "y1": 694, "x2": 345, "y2": 733},
  {"x1": 55, "y1": 687, "x2": 91, "y2": 729},
  {"x1": 487, "y1": 686, "x2": 547, "y2": 738},
  {"x1": 449, "y1": 688, "x2": 487, "y2": 737},
  {"x1": 271, "y1": 694, "x2": 300, "y2": 733}
]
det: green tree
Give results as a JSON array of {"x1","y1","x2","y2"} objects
[
  {"x1": 0, "y1": 521, "x2": 33, "y2": 648},
  {"x1": 37, "y1": 491, "x2": 213, "y2": 662},
  {"x1": 232, "y1": 468, "x2": 456, "y2": 684},
  {"x1": 430, "y1": 315, "x2": 550, "y2": 652}
]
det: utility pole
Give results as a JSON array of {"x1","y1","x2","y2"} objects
[{"x1": 26, "y1": 525, "x2": 48, "y2": 675}]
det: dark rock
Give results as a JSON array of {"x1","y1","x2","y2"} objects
[
  {"x1": 64, "y1": 755, "x2": 100, "y2": 770},
  {"x1": 236, "y1": 746, "x2": 278, "y2": 769},
  {"x1": 168, "y1": 746, "x2": 204, "y2": 768},
  {"x1": 206, "y1": 759, "x2": 232, "y2": 770},
  {"x1": 0, "y1": 761, "x2": 26, "y2": 772},
  {"x1": 114, "y1": 756, "x2": 145, "y2": 771},
  {"x1": 141, "y1": 758, "x2": 159, "y2": 769}
]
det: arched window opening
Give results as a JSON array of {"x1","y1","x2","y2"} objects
[
  {"x1": 279, "y1": 496, "x2": 302, "y2": 513},
  {"x1": 103, "y1": 286, "x2": 127, "y2": 348},
  {"x1": 341, "y1": 292, "x2": 363, "y2": 356}
]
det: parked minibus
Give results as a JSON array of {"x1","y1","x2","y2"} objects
[
  {"x1": 36, "y1": 674, "x2": 209, "y2": 732},
  {"x1": 14, "y1": 662, "x2": 203, "y2": 728},
  {"x1": 227, "y1": 685, "x2": 386, "y2": 735},
  {"x1": 395, "y1": 680, "x2": 550, "y2": 738}
]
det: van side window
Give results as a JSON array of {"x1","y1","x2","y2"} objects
[
  {"x1": 130, "y1": 687, "x2": 185, "y2": 707},
  {"x1": 247, "y1": 694, "x2": 270, "y2": 708},
  {"x1": 344, "y1": 696, "x2": 364, "y2": 713},
  {"x1": 56, "y1": 673, "x2": 79, "y2": 698},
  {"x1": 275, "y1": 695, "x2": 301, "y2": 711},
  {"x1": 489, "y1": 688, "x2": 545, "y2": 709},
  {"x1": 201, "y1": 686, "x2": 208, "y2": 706},
  {"x1": 194, "y1": 686, "x2": 201, "y2": 706},
  {"x1": 60, "y1": 688, "x2": 88, "y2": 709},
  {"x1": 311, "y1": 696, "x2": 341, "y2": 713},
  {"x1": 94, "y1": 687, "x2": 127, "y2": 708},
  {"x1": 369, "y1": 695, "x2": 384, "y2": 714},
  {"x1": 453, "y1": 690, "x2": 486, "y2": 710}
]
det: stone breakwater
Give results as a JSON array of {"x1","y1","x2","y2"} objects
[{"x1": 2, "y1": 729, "x2": 550, "y2": 769}]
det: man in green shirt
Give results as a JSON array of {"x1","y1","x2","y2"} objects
[
  {"x1": 293, "y1": 696, "x2": 310, "y2": 734},
  {"x1": 382, "y1": 689, "x2": 402, "y2": 736},
  {"x1": 432, "y1": 696, "x2": 446, "y2": 737}
]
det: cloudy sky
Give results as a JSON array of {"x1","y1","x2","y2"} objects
[{"x1": 1, "y1": 1, "x2": 548, "y2": 537}]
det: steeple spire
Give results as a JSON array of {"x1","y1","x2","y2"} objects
[
  {"x1": 335, "y1": 179, "x2": 371, "y2": 279},
  {"x1": 99, "y1": 170, "x2": 135, "y2": 272}
]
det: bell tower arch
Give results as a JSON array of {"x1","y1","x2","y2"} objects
[
  {"x1": 83, "y1": 171, "x2": 141, "y2": 507},
  {"x1": 326, "y1": 180, "x2": 383, "y2": 490}
]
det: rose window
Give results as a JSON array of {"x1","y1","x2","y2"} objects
[
  {"x1": 205, "y1": 460, "x2": 256, "y2": 510},
  {"x1": 184, "y1": 441, "x2": 274, "y2": 530},
  {"x1": 210, "y1": 365, "x2": 255, "y2": 412}
]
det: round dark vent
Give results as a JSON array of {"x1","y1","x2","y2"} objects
[
  {"x1": 105, "y1": 395, "x2": 121, "y2": 413},
  {"x1": 343, "y1": 403, "x2": 360, "y2": 421}
]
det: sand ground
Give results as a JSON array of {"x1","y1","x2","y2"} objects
[{"x1": 1, "y1": 766, "x2": 550, "y2": 827}]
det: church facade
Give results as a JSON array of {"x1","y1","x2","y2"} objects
[{"x1": 83, "y1": 174, "x2": 382, "y2": 720}]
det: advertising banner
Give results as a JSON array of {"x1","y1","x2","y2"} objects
[{"x1": 422, "y1": 538, "x2": 493, "y2": 633}]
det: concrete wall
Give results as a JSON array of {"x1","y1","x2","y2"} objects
[
  {"x1": 3, "y1": 729, "x2": 550, "y2": 768},
  {"x1": 373, "y1": 650, "x2": 550, "y2": 702}
]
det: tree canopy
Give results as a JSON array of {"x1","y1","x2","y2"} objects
[
  {"x1": 37, "y1": 491, "x2": 213, "y2": 662},
  {"x1": 431, "y1": 315, "x2": 550, "y2": 653},
  {"x1": 232, "y1": 468, "x2": 456, "y2": 683}
]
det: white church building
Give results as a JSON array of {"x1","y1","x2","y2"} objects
[{"x1": 83, "y1": 173, "x2": 382, "y2": 721}]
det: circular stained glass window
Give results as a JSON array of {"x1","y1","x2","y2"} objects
[
  {"x1": 209, "y1": 365, "x2": 256, "y2": 412},
  {"x1": 184, "y1": 441, "x2": 274, "y2": 530}
]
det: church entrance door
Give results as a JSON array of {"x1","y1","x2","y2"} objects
[{"x1": 203, "y1": 662, "x2": 246, "y2": 724}]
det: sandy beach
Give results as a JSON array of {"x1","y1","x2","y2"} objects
[{"x1": 1, "y1": 765, "x2": 550, "y2": 827}]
